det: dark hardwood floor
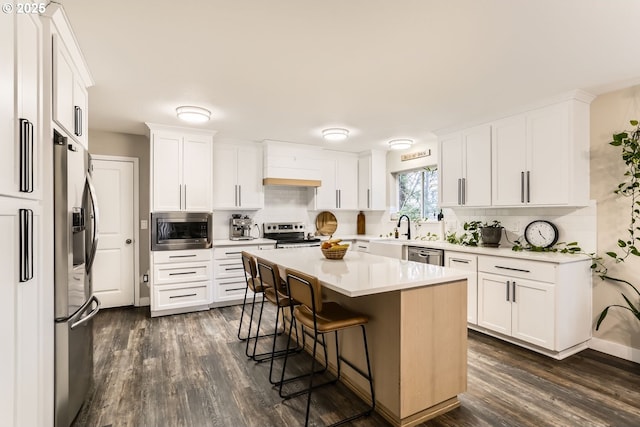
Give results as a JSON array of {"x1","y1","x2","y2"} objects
[{"x1": 72, "y1": 304, "x2": 640, "y2": 427}]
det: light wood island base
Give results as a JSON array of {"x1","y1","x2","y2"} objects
[{"x1": 290, "y1": 279, "x2": 468, "y2": 427}]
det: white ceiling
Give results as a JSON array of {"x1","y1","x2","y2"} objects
[{"x1": 61, "y1": 0, "x2": 640, "y2": 153}]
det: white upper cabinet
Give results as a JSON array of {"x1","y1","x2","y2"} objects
[
  {"x1": 212, "y1": 143, "x2": 264, "y2": 209},
  {"x1": 439, "y1": 124, "x2": 491, "y2": 207},
  {"x1": 358, "y1": 149, "x2": 386, "y2": 211},
  {"x1": 0, "y1": 13, "x2": 42, "y2": 200},
  {"x1": 312, "y1": 151, "x2": 358, "y2": 210},
  {"x1": 182, "y1": 135, "x2": 213, "y2": 211},
  {"x1": 492, "y1": 97, "x2": 591, "y2": 207},
  {"x1": 48, "y1": 4, "x2": 93, "y2": 149},
  {"x1": 52, "y1": 33, "x2": 90, "y2": 149},
  {"x1": 148, "y1": 124, "x2": 215, "y2": 212}
]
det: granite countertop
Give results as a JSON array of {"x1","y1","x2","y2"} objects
[{"x1": 245, "y1": 247, "x2": 469, "y2": 297}]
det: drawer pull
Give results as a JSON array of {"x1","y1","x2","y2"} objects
[
  {"x1": 225, "y1": 251, "x2": 242, "y2": 256},
  {"x1": 169, "y1": 254, "x2": 197, "y2": 258},
  {"x1": 225, "y1": 288, "x2": 245, "y2": 292},
  {"x1": 169, "y1": 293, "x2": 197, "y2": 299},
  {"x1": 495, "y1": 265, "x2": 530, "y2": 273},
  {"x1": 169, "y1": 271, "x2": 197, "y2": 276},
  {"x1": 225, "y1": 267, "x2": 244, "y2": 271},
  {"x1": 451, "y1": 259, "x2": 470, "y2": 264}
]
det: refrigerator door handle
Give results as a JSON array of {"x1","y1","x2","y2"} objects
[
  {"x1": 85, "y1": 173, "x2": 100, "y2": 274},
  {"x1": 70, "y1": 295, "x2": 100, "y2": 330}
]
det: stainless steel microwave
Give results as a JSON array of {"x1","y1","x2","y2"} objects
[{"x1": 151, "y1": 212, "x2": 213, "y2": 251}]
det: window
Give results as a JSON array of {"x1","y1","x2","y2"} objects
[{"x1": 397, "y1": 167, "x2": 438, "y2": 220}]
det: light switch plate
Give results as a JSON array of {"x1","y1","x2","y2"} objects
[{"x1": 141, "y1": 219, "x2": 148, "y2": 229}]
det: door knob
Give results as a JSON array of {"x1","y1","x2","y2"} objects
[{"x1": 125, "y1": 238, "x2": 132, "y2": 244}]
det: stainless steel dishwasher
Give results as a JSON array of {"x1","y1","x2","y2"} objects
[{"x1": 407, "y1": 246, "x2": 444, "y2": 266}]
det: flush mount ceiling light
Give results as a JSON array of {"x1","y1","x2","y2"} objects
[
  {"x1": 176, "y1": 106, "x2": 211, "y2": 123},
  {"x1": 388, "y1": 139, "x2": 414, "y2": 150},
  {"x1": 322, "y1": 128, "x2": 349, "y2": 142}
]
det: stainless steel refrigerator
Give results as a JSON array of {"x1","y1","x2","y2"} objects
[{"x1": 53, "y1": 129, "x2": 101, "y2": 427}]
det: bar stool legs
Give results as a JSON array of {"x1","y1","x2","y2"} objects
[{"x1": 278, "y1": 268, "x2": 375, "y2": 426}]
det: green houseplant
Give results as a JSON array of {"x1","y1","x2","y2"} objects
[
  {"x1": 596, "y1": 120, "x2": 640, "y2": 330},
  {"x1": 446, "y1": 220, "x2": 502, "y2": 247},
  {"x1": 480, "y1": 220, "x2": 503, "y2": 247}
]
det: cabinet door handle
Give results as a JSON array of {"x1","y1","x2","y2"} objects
[
  {"x1": 183, "y1": 184, "x2": 187, "y2": 208},
  {"x1": 238, "y1": 185, "x2": 242, "y2": 206},
  {"x1": 19, "y1": 119, "x2": 34, "y2": 193},
  {"x1": 19, "y1": 209, "x2": 33, "y2": 282},
  {"x1": 512, "y1": 281, "x2": 516, "y2": 302},
  {"x1": 74, "y1": 106, "x2": 83, "y2": 136},
  {"x1": 169, "y1": 293, "x2": 197, "y2": 299},
  {"x1": 367, "y1": 189, "x2": 371, "y2": 209},
  {"x1": 457, "y1": 178, "x2": 461, "y2": 205},
  {"x1": 495, "y1": 265, "x2": 530, "y2": 273},
  {"x1": 462, "y1": 178, "x2": 466, "y2": 205},
  {"x1": 506, "y1": 280, "x2": 510, "y2": 302},
  {"x1": 179, "y1": 185, "x2": 182, "y2": 209},
  {"x1": 520, "y1": 171, "x2": 525, "y2": 203},
  {"x1": 526, "y1": 171, "x2": 531, "y2": 203}
]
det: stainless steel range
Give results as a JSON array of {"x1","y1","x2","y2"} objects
[{"x1": 263, "y1": 222, "x2": 321, "y2": 248}]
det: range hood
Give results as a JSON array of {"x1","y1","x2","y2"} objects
[
  {"x1": 262, "y1": 140, "x2": 322, "y2": 187},
  {"x1": 262, "y1": 177, "x2": 321, "y2": 187}
]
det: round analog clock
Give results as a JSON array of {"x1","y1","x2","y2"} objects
[{"x1": 524, "y1": 220, "x2": 559, "y2": 248}]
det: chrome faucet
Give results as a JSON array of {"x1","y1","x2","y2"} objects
[{"x1": 397, "y1": 214, "x2": 411, "y2": 240}]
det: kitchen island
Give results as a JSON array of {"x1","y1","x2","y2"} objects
[{"x1": 246, "y1": 247, "x2": 469, "y2": 427}]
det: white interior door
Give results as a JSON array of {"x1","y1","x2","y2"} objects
[{"x1": 92, "y1": 157, "x2": 135, "y2": 308}]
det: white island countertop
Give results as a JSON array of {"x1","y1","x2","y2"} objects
[{"x1": 246, "y1": 246, "x2": 469, "y2": 298}]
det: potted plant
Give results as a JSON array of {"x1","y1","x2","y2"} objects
[
  {"x1": 445, "y1": 220, "x2": 503, "y2": 247},
  {"x1": 480, "y1": 220, "x2": 503, "y2": 247},
  {"x1": 595, "y1": 120, "x2": 640, "y2": 330}
]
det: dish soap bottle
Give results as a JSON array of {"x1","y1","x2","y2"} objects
[
  {"x1": 394, "y1": 228, "x2": 399, "y2": 239},
  {"x1": 357, "y1": 211, "x2": 366, "y2": 235}
]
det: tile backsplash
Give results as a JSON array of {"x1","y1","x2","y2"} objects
[
  {"x1": 442, "y1": 201, "x2": 597, "y2": 253},
  {"x1": 212, "y1": 186, "x2": 596, "y2": 253}
]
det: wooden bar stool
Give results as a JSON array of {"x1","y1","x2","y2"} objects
[
  {"x1": 253, "y1": 257, "x2": 302, "y2": 381},
  {"x1": 280, "y1": 268, "x2": 375, "y2": 427},
  {"x1": 237, "y1": 251, "x2": 265, "y2": 345}
]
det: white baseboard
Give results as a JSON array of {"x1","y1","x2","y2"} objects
[
  {"x1": 138, "y1": 297, "x2": 150, "y2": 307},
  {"x1": 589, "y1": 337, "x2": 640, "y2": 363}
]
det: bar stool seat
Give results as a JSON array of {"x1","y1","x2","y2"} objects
[{"x1": 294, "y1": 302, "x2": 369, "y2": 332}]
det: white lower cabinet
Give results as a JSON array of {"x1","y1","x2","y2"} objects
[
  {"x1": 150, "y1": 249, "x2": 212, "y2": 317},
  {"x1": 475, "y1": 254, "x2": 591, "y2": 359},
  {"x1": 212, "y1": 244, "x2": 276, "y2": 306},
  {"x1": 445, "y1": 251, "x2": 478, "y2": 324},
  {"x1": 1, "y1": 202, "x2": 44, "y2": 427},
  {"x1": 353, "y1": 240, "x2": 370, "y2": 252}
]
